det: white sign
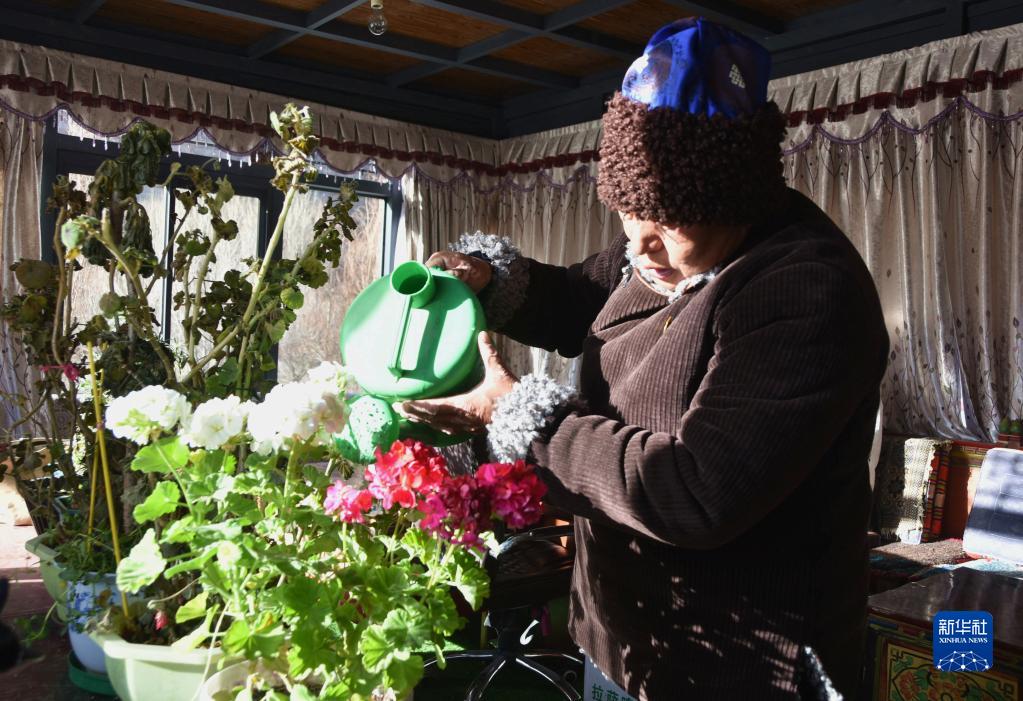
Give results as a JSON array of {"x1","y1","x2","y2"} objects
[{"x1": 583, "y1": 654, "x2": 636, "y2": 701}]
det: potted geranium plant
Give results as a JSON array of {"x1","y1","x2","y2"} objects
[
  {"x1": 102, "y1": 366, "x2": 547, "y2": 701},
  {"x1": 3, "y1": 102, "x2": 360, "y2": 689}
]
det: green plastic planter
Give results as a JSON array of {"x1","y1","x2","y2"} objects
[
  {"x1": 91, "y1": 631, "x2": 224, "y2": 701},
  {"x1": 200, "y1": 662, "x2": 413, "y2": 701},
  {"x1": 68, "y1": 651, "x2": 116, "y2": 696},
  {"x1": 23, "y1": 533, "x2": 69, "y2": 621}
]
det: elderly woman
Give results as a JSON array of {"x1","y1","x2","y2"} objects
[{"x1": 400, "y1": 18, "x2": 888, "y2": 701}]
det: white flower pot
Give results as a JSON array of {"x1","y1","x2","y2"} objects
[{"x1": 67, "y1": 573, "x2": 137, "y2": 674}]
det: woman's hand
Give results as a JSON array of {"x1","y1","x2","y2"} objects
[
  {"x1": 396, "y1": 332, "x2": 516, "y2": 435},
  {"x1": 425, "y1": 251, "x2": 493, "y2": 293}
]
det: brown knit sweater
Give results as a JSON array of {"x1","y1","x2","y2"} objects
[{"x1": 496, "y1": 189, "x2": 888, "y2": 700}]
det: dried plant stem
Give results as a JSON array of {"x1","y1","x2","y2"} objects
[
  {"x1": 187, "y1": 230, "x2": 221, "y2": 367},
  {"x1": 86, "y1": 342, "x2": 130, "y2": 618},
  {"x1": 51, "y1": 211, "x2": 68, "y2": 365},
  {"x1": 100, "y1": 210, "x2": 178, "y2": 383},
  {"x1": 85, "y1": 448, "x2": 99, "y2": 555},
  {"x1": 144, "y1": 201, "x2": 193, "y2": 298},
  {"x1": 235, "y1": 171, "x2": 302, "y2": 376},
  {"x1": 64, "y1": 264, "x2": 75, "y2": 337}
]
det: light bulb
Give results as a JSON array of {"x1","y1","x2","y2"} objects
[{"x1": 368, "y1": 8, "x2": 388, "y2": 36}]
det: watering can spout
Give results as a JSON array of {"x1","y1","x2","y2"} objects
[{"x1": 385, "y1": 261, "x2": 437, "y2": 378}]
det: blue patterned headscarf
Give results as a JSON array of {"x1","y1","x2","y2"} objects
[
  {"x1": 620, "y1": 18, "x2": 771, "y2": 118},
  {"x1": 597, "y1": 18, "x2": 787, "y2": 226}
]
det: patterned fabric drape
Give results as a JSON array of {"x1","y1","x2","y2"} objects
[
  {"x1": 0, "y1": 111, "x2": 44, "y2": 435},
  {"x1": 398, "y1": 159, "x2": 616, "y2": 384},
  {"x1": 771, "y1": 24, "x2": 1023, "y2": 441}
]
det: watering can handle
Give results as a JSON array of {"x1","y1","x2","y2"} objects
[{"x1": 386, "y1": 294, "x2": 413, "y2": 378}]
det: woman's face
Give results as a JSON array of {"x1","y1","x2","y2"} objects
[{"x1": 618, "y1": 212, "x2": 690, "y2": 290}]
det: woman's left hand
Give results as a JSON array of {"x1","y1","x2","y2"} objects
[{"x1": 395, "y1": 332, "x2": 517, "y2": 435}]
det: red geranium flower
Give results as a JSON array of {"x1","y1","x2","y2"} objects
[{"x1": 365, "y1": 439, "x2": 449, "y2": 510}]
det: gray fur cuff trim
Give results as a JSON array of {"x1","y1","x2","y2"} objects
[
  {"x1": 799, "y1": 647, "x2": 843, "y2": 701},
  {"x1": 451, "y1": 232, "x2": 529, "y2": 329},
  {"x1": 488, "y1": 373, "x2": 577, "y2": 462}
]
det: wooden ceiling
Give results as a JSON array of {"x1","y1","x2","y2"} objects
[{"x1": 2, "y1": 0, "x2": 1021, "y2": 137}]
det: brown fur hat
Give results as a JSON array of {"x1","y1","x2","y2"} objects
[{"x1": 597, "y1": 92, "x2": 788, "y2": 228}]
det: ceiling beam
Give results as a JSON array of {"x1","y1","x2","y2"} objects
[
  {"x1": 761, "y1": 0, "x2": 945, "y2": 53},
  {"x1": 411, "y1": 0, "x2": 638, "y2": 57},
  {"x1": 73, "y1": 0, "x2": 107, "y2": 24},
  {"x1": 0, "y1": 5, "x2": 501, "y2": 135},
  {"x1": 388, "y1": 0, "x2": 637, "y2": 87},
  {"x1": 658, "y1": 0, "x2": 784, "y2": 37},
  {"x1": 159, "y1": 0, "x2": 576, "y2": 89},
  {"x1": 247, "y1": 0, "x2": 367, "y2": 59}
]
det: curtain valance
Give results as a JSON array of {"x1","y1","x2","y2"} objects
[{"x1": 0, "y1": 39, "x2": 531, "y2": 186}]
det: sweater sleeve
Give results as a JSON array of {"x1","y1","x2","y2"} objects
[
  {"x1": 453, "y1": 232, "x2": 628, "y2": 358},
  {"x1": 526, "y1": 261, "x2": 885, "y2": 549}
]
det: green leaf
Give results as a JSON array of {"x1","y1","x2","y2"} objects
[
  {"x1": 171, "y1": 607, "x2": 217, "y2": 651},
  {"x1": 222, "y1": 619, "x2": 250, "y2": 655},
  {"x1": 131, "y1": 437, "x2": 188, "y2": 474},
  {"x1": 161, "y1": 515, "x2": 197, "y2": 544},
  {"x1": 449, "y1": 549, "x2": 490, "y2": 610},
  {"x1": 359, "y1": 625, "x2": 391, "y2": 673},
  {"x1": 116, "y1": 529, "x2": 166, "y2": 593},
  {"x1": 280, "y1": 288, "x2": 304, "y2": 310},
  {"x1": 289, "y1": 686, "x2": 316, "y2": 701},
  {"x1": 212, "y1": 475, "x2": 236, "y2": 502},
  {"x1": 210, "y1": 358, "x2": 240, "y2": 387},
  {"x1": 425, "y1": 589, "x2": 462, "y2": 637},
  {"x1": 133, "y1": 481, "x2": 181, "y2": 523},
  {"x1": 278, "y1": 577, "x2": 319, "y2": 614},
  {"x1": 223, "y1": 615, "x2": 286, "y2": 659},
  {"x1": 385, "y1": 654, "x2": 424, "y2": 695},
  {"x1": 175, "y1": 591, "x2": 209, "y2": 624},
  {"x1": 268, "y1": 319, "x2": 287, "y2": 343},
  {"x1": 381, "y1": 605, "x2": 431, "y2": 649},
  {"x1": 163, "y1": 546, "x2": 216, "y2": 578}
]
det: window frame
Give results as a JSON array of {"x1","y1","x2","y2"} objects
[{"x1": 39, "y1": 117, "x2": 403, "y2": 352}]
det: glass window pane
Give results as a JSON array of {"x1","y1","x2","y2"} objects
[
  {"x1": 169, "y1": 194, "x2": 260, "y2": 360},
  {"x1": 66, "y1": 173, "x2": 168, "y2": 332},
  {"x1": 277, "y1": 189, "x2": 385, "y2": 383}
]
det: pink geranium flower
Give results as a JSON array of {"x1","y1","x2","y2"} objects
[
  {"x1": 420, "y1": 474, "x2": 492, "y2": 549},
  {"x1": 324, "y1": 482, "x2": 374, "y2": 523}
]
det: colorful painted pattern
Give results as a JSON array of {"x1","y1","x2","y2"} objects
[{"x1": 867, "y1": 615, "x2": 1022, "y2": 701}]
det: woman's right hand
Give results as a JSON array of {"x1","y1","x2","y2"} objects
[{"x1": 425, "y1": 251, "x2": 493, "y2": 293}]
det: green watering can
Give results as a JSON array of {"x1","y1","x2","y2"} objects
[{"x1": 335, "y1": 260, "x2": 486, "y2": 461}]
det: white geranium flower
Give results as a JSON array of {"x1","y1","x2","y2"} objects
[
  {"x1": 182, "y1": 395, "x2": 246, "y2": 451},
  {"x1": 305, "y1": 361, "x2": 352, "y2": 396},
  {"x1": 105, "y1": 385, "x2": 191, "y2": 445},
  {"x1": 245, "y1": 381, "x2": 348, "y2": 455}
]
